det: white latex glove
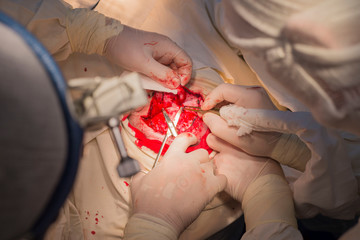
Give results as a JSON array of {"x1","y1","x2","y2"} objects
[
  {"x1": 202, "y1": 84, "x2": 281, "y2": 157},
  {"x1": 207, "y1": 133, "x2": 283, "y2": 202},
  {"x1": 208, "y1": 133, "x2": 298, "y2": 231},
  {"x1": 215, "y1": 107, "x2": 360, "y2": 219},
  {"x1": 215, "y1": 106, "x2": 314, "y2": 171},
  {"x1": 129, "y1": 133, "x2": 227, "y2": 236},
  {"x1": 105, "y1": 26, "x2": 192, "y2": 89},
  {"x1": 202, "y1": 83, "x2": 310, "y2": 171}
]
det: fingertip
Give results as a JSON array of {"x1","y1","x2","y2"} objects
[
  {"x1": 206, "y1": 133, "x2": 216, "y2": 146},
  {"x1": 180, "y1": 73, "x2": 191, "y2": 86},
  {"x1": 177, "y1": 62, "x2": 192, "y2": 86},
  {"x1": 201, "y1": 98, "x2": 213, "y2": 110},
  {"x1": 146, "y1": 62, "x2": 181, "y2": 89},
  {"x1": 202, "y1": 113, "x2": 210, "y2": 124},
  {"x1": 179, "y1": 132, "x2": 196, "y2": 139},
  {"x1": 206, "y1": 133, "x2": 223, "y2": 153},
  {"x1": 170, "y1": 132, "x2": 197, "y2": 151},
  {"x1": 163, "y1": 73, "x2": 181, "y2": 89},
  {"x1": 202, "y1": 112, "x2": 219, "y2": 127}
]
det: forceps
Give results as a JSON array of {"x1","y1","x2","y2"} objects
[
  {"x1": 183, "y1": 106, "x2": 220, "y2": 115},
  {"x1": 152, "y1": 107, "x2": 183, "y2": 169}
]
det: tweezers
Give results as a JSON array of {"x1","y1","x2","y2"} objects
[
  {"x1": 183, "y1": 106, "x2": 220, "y2": 115},
  {"x1": 162, "y1": 109, "x2": 178, "y2": 137},
  {"x1": 152, "y1": 107, "x2": 183, "y2": 169}
]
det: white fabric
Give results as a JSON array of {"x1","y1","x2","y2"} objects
[
  {"x1": 210, "y1": 0, "x2": 360, "y2": 134},
  {"x1": 217, "y1": 105, "x2": 360, "y2": 218},
  {"x1": 210, "y1": 0, "x2": 360, "y2": 220},
  {"x1": 66, "y1": 8, "x2": 123, "y2": 55},
  {"x1": 242, "y1": 175, "x2": 299, "y2": 236},
  {"x1": 271, "y1": 133, "x2": 310, "y2": 172},
  {"x1": 124, "y1": 214, "x2": 178, "y2": 240},
  {"x1": 219, "y1": 104, "x2": 311, "y2": 172},
  {"x1": 0, "y1": 0, "x2": 123, "y2": 60}
]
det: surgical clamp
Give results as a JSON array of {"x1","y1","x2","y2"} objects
[{"x1": 152, "y1": 107, "x2": 183, "y2": 169}]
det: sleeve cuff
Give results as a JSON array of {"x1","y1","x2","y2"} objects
[
  {"x1": 124, "y1": 213, "x2": 178, "y2": 240},
  {"x1": 242, "y1": 174, "x2": 298, "y2": 232}
]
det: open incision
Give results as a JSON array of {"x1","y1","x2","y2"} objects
[{"x1": 124, "y1": 86, "x2": 212, "y2": 156}]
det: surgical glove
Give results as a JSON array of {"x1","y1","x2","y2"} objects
[
  {"x1": 208, "y1": 134, "x2": 297, "y2": 231},
  {"x1": 207, "y1": 133, "x2": 283, "y2": 202},
  {"x1": 128, "y1": 133, "x2": 227, "y2": 236},
  {"x1": 105, "y1": 26, "x2": 192, "y2": 89},
  {"x1": 202, "y1": 83, "x2": 310, "y2": 171},
  {"x1": 201, "y1": 83, "x2": 277, "y2": 111},
  {"x1": 218, "y1": 105, "x2": 312, "y2": 172},
  {"x1": 202, "y1": 83, "x2": 281, "y2": 156}
]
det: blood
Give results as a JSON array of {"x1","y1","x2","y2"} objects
[
  {"x1": 121, "y1": 113, "x2": 130, "y2": 121},
  {"x1": 150, "y1": 71, "x2": 180, "y2": 88},
  {"x1": 144, "y1": 41, "x2": 158, "y2": 46},
  {"x1": 84, "y1": 67, "x2": 87, "y2": 72},
  {"x1": 91, "y1": 231, "x2": 96, "y2": 235},
  {"x1": 95, "y1": 218, "x2": 99, "y2": 224},
  {"x1": 125, "y1": 86, "x2": 212, "y2": 155},
  {"x1": 129, "y1": 123, "x2": 169, "y2": 154},
  {"x1": 124, "y1": 181, "x2": 129, "y2": 187}
]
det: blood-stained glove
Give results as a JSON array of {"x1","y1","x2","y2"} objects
[
  {"x1": 125, "y1": 133, "x2": 226, "y2": 239},
  {"x1": 104, "y1": 26, "x2": 192, "y2": 89},
  {"x1": 207, "y1": 133, "x2": 298, "y2": 232},
  {"x1": 65, "y1": 8, "x2": 192, "y2": 89},
  {"x1": 202, "y1": 83, "x2": 310, "y2": 172}
]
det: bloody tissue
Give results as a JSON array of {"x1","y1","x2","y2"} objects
[{"x1": 126, "y1": 86, "x2": 211, "y2": 155}]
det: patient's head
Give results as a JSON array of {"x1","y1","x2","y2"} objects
[{"x1": 124, "y1": 86, "x2": 211, "y2": 155}]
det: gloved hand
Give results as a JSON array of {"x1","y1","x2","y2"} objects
[
  {"x1": 202, "y1": 83, "x2": 310, "y2": 171},
  {"x1": 208, "y1": 133, "x2": 298, "y2": 231},
  {"x1": 129, "y1": 133, "x2": 226, "y2": 236},
  {"x1": 207, "y1": 133, "x2": 283, "y2": 202},
  {"x1": 105, "y1": 26, "x2": 192, "y2": 89}
]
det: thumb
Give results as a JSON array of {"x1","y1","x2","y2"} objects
[
  {"x1": 219, "y1": 105, "x2": 317, "y2": 135},
  {"x1": 141, "y1": 58, "x2": 181, "y2": 89},
  {"x1": 165, "y1": 133, "x2": 198, "y2": 155}
]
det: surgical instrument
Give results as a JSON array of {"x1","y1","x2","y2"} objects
[
  {"x1": 152, "y1": 107, "x2": 183, "y2": 169},
  {"x1": 70, "y1": 73, "x2": 148, "y2": 177},
  {"x1": 108, "y1": 117, "x2": 140, "y2": 178},
  {"x1": 162, "y1": 109, "x2": 179, "y2": 137},
  {"x1": 183, "y1": 106, "x2": 220, "y2": 115}
]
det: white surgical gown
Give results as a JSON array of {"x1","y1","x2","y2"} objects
[{"x1": 207, "y1": 0, "x2": 360, "y2": 223}]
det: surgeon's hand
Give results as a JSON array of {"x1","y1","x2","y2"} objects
[
  {"x1": 202, "y1": 84, "x2": 310, "y2": 172},
  {"x1": 208, "y1": 133, "x2": 298, "y2": 232},
  {"x1": 202, "y1": 84, "x2": 281, "y2": 157},
  {"x1": 129, "y1": 133, "x2": 226, "y2": 235},
  {"x1": 105, "y1": 26, "x2": 192, "y2": 89},
  {"x1": 207, "y1": 133, "x2": 283, "y2": 202}
]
